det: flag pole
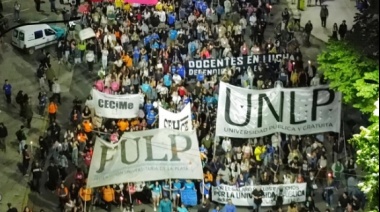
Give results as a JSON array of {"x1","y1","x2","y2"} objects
[
  {"x1": 202, "y1": 179, "x2": 205, "y2": 203},
  {"x1": 128, "y1": 182, "x2": 133, "y2": 206},
  {"x1": 169, "y1": 179, "x2": 172, "y2": 202},
  {"x1": 212, "y1": 135, "x2": 218, "y2": 160}
]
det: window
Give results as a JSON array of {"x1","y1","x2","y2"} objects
[
  {"x1": 44, "y1": 28, "x2": 56, "y2": 36},
  {"x1": 19, "y1": 32, "x2": 24, "y2": 41},
  {"x1": 34, "y1": 30, "x2": 43, "y2": 39},
  {"x1": 13, "y1": 30, "x2": 18, "y2": 38}
]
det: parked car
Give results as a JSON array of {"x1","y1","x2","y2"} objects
[{"x1": 11, "y1": 24, "x2": 66, "y2": 54}]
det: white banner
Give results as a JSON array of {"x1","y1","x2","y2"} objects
[
  {"x1": 215, "y1": 82, "x2": 341, "y2": 138},
  {"x1": 87, "y1": 129, "x2": 204, "y2": 188},
  {"x1": 91, "y1": 89, "x2": 140, "y2": 119},
  {"x1": 212, "y1": 183, "x2": 307, "y2": 206},
  {"x1": 159, "y1": 104, "x2": 192, "y2": 131}
]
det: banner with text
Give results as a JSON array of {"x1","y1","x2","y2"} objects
[
  {"x1": 159, "y1": 104, "x2": 192, "y2": 131},
  {"x1": 91, "y1": 89, "x2": 140, "y2": 119},
  {"x1": 215, "y1": 82, "x2": 342, "y2": 138},
  {"x1": 186, "y1": 54, "x2": 289, "y2": 77},
  {"x1": 87, "y1": 129, "x2": 203, "y2": 188},
  {"x1": 212, "y1": 183, "x2": 307, "y2": 206}
]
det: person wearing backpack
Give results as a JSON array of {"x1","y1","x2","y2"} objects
[
  {"x1": 16, "y1": 125, "x2": 26, "y2": 155},
  {"x1": 48, "y1": 101, "x2": 58, "y2": 124}
]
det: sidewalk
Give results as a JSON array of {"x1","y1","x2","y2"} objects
[
  {"x1": 286, "y1": 0, "x2": 357, "y2": 42},
  {"x1": 0, "y1": 44, "x2": 49, "y2": 211}
]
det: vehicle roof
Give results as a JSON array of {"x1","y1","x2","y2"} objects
[{"x1": 15, "y1": 24, "x2": 51, "y2": 32}]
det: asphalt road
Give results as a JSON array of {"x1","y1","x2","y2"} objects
[{"x1": 0, "y1": 0, "x2": 337, "y2": 211}]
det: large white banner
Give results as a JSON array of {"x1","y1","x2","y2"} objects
[
  {"x1": 91, "y1": 89, "x2": 140, "y2": 119},
  {"x1": 212, "y1": 183, "x2": 307, "y2": 206},
  {"x1": 159, "y1": 104, "x2": 192, "y2": 131},
  {"x1": 87, "y1": 129, "x2": 203, "y2": 188},
  {"x1": 216, "y1": 82, "x2": 342, "y2": 138}
]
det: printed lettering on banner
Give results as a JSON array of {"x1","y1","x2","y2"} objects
[
  {"x1": 215, "y1": 82, "x2": 342, "y2": 138},
  {"x1": 87, "y1": 129, "x2": 203, "y2": 188},
  {"x1": 186, "y1": 54, "x2": 289, "y2": 77},
  {"x1": 211, "y1": 184, "x2": 307, "y2": 206},
  {"x1": 159, "y1": 104, "x2": 192, "y2": 131},
  {"x1": 91, "y1": 89, "x2": 140, "y2": 119}
]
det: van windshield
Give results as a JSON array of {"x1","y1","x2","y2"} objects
[
  {"x1": 19, "y1": 32, "x2": 24, "y2": 41},
  {"x1": 13, "y1": 30, "x2": 18, "y2": 38}
]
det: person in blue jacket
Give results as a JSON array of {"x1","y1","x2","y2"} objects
[
  {"x1": 167, "y1": 13, "x2": 176, "y2": 27},
  {"x1": 3, "y1": 79, "x2": 12, "y2": 104},
  {"x1": 211, "y1": 205, "x2": 221, "y2": 212},
  {"x1": 177, "y1": 204, "x2": 189, "y2": 212},
  {"x1": 144, "y1": 100, "x2": 153, "y2": 115},
  {"x1": 132, "y1": 46, "x2": 140, "y2": 65},
  {"x1": 196, "y1": 72, "x2": 205, "y2": 82},
  {"x1": 223, "y1": 199, "x2": 237, "y2": 212},
  {"x1": 182, "y1": 179, "x2": 195, "y2": 191},
  {"x1": 199, "y1": 179, "x2": 211, "y2": 200},
  {"x1": 163, "y1": 73, "x2": 172, "y2": 88},
  {"x1": 177, "y1": 63, "x2": 186, "y2": 78},
  {"x1": 146, "y1": 109, "x2": 157, "y2": 129},
  {"x1": 170, "y1": 64, "x2": 177, "y2": 74},
  {"x1": 169, "y1": 28, "x2": 178, "y2": 41},
  {"x1": 159, "y1": 196, "x2": 172, "y2": 212}
]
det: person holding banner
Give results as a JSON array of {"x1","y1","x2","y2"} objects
[
  {"x1": 171, "y1": 179, "x2": 182, "y2": 208},
  {"x1": 149, "y1": 181, "x2": 162, "y2": 211},
  {"x1": 252, "y1": 186, "x2": 265, "y2": 212}
]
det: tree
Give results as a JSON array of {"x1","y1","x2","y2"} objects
[
  {"x1": 317, "y1": 41, "x2": 379, "y2": 115},
  {"x1": 347, "y1": 12, "x2": 379, "y2": 59},
  {"x1": 350, "y1": 100, "x2": 379, "y2": 211},
  {"x1": 318, "y1": 39, "x2": 379, "y2": 211}
]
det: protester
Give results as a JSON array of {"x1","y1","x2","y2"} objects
[{"x1": 2, "y1": 0, "x2": 361, "y2": 211}]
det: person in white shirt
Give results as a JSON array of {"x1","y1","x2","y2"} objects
[
  {"x1": 52, "y1": 78, "x2": 61, "y2": 104},
  {"x1": 224, "y1": 0, "x2": 231, "y2": 14},
  {"x1": 172, "y1": 73, "x2": 182, "y2": 85},
  {"x1": 310, "y1": 74, "x2": 320, "y2": 86},
  {"x1": 85, "y1": 51, "x2": 95, "y2": 72},
  {"x1": 239, "y1": 17, "x2": 247, "y2": 34},
  {"x1": 156, "y1": 82, "x2": 168, "y2": 99},
  {"x1": 114, "y1": 42, "x2": 123, "y2": 53},
  {"x1": 233, "y1": 24, "x2": 242, "y2": 41},
  {"x1": 154, "y1": 10, "x2": 166, "y2": 23},
  {"x1": 249, "y1": 14, "x2": 257, "y2": 26},
  {"x1": 143, "y1": 9, "x2": 151, "y2": 21},
  {"x1": 101, "y1": 47, "x2": 109, "y2": 70},
  {"x1": 120, "y1": 33, "x2": 129, "y2": 50},
  {"x1": 188, "y1": 13, "x2": 196, "y2": 25}
]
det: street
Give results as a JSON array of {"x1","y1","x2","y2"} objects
[{"x1": 0, "y1": 0, "x2": 350, "y2": 211}]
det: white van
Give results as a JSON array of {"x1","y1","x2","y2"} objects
[{"x1": 11, "y1": 24, "x2": 63, "y2": 54}]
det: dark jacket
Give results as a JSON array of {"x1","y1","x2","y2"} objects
[
  {"x1": 24, "y1": 103, "x2": 34, "y2": 119},
  {"x1": 0, "y1": 125, "x2": 8, "y2": 138}
]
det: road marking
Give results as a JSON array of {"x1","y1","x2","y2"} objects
[
  {"x1": 38, "y1": 17, "x2": 49, "y2": 22},
  {"x1": 4, "y1": 8, "x2": 31, "y2": 17}
]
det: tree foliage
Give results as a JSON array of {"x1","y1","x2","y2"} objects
[
  {"x1": 317, "y1": 41, "x2": 379, "y2": 115},
  {"x1": 318, "y1": 40, "x2": 379, "y2": 211},
  {"x1": 350, "y1": 103, "x2": 379, "y2": 211}
]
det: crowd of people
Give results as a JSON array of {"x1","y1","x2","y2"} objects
[{"x1": 0, "y1": 0, "x2": 367, "y2": 211}]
